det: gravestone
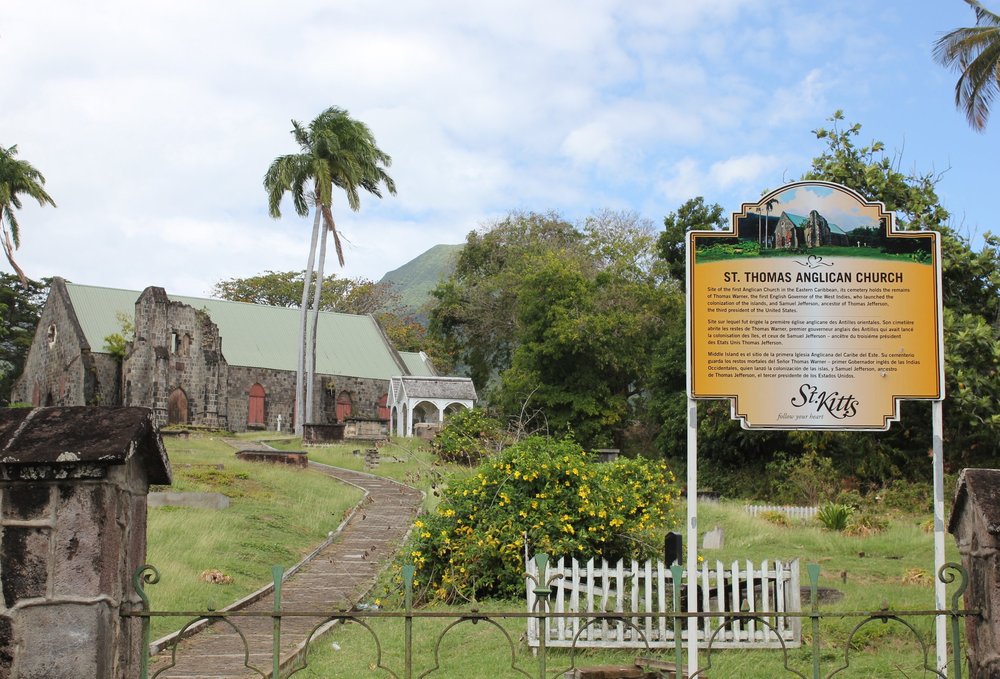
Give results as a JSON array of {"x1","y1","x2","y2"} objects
[
  {"x1": 0, "y1": 406, "x2": 170, "y2": 679},
  {"x1": 702, "y1": 526, "x2": 725, "y2": 550}
]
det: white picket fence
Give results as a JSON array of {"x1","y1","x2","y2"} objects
[
  {"x1": 525, "y1": 556, "x2": 801, "y2": 650},
  {"x1": 745, "y1": 504, "x2": 818, "y2": 520}
]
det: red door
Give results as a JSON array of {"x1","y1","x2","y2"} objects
[
  {"x1": 336, "y1": 391, "x2": 353, "y2": 422},
  {"x1": 377, "y1": 393, "x2": 390, "y2": 420},
  {"x1": 248, "y1": 383, "x2": 266, "y2": 427}
]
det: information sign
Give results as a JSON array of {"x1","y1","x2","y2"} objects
[{"x1": 687, "y1": 181, "x2": 943, "y2": 430}]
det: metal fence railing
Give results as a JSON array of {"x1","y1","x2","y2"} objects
[{"x1": 124, "y1": 555, "x2": 978, "y2": 679}]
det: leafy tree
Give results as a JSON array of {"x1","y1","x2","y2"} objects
[
  {"x1": 265, "y1": 107, "x2": 395, "y2": 432},
  {"x1": 0, "y1": 274, "x2": 47, "y2": 404},
  {"x1": 429, "y1": 210, "x2": 668, "y2": 449},
  {"x1": 656, "y1": 197, "x2": 726, "y2": 283},
  {"x1": 429, "y1": 211, "x2": 583, "y2": 387},
  {"x1": 1, "y1": 145, "x2": 56, "y2": 285},
  {"x1": 102, "y1": 311, "x2": 135, "y2": 359},
  {"x1": 934, "y1": 0, "x2": 1000, "y2": 131},
  {"x1": 211, "y1": 270, "x2": 400, "y2": 314}
]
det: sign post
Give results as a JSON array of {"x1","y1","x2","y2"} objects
[{"x1": 685, "y1": 181, "x2": 945, "y2": 672}]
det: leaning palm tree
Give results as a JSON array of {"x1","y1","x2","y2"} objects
[
  {"x1": 0, "y1": 145, "x2": 56, "y2": 286},
  {"x1": 934, "y1": 0, "x2": 1000, "y2": 132},
  {"x1": 265, "y1": 107, "x2": 396, "y2": 434},
  {"x1": 764, "y1": 197, "x2": 778, "y2": 249}
]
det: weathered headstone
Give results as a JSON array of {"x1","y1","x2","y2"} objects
[{"x1": 702, "y1": 526, "x2": 725, "y2": 550}]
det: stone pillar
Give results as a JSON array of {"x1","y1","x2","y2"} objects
[
  {"x1": 948, "y1": 468, "x2": 1000, "y2": 679},
  {"x1": 0, "y1": 406, "x2": 170, "y2": 679}
]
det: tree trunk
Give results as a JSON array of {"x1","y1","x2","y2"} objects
[
  {"x1": 306, "y1": 221, "x2": 330, "y2": 425},
  {"x1": 296, "y1": 208, "x2": 322, "y2": 435}
]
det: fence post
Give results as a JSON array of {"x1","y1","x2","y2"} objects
[
  {"x1": 271, "y1": 565, "x2": 284, "y2": 679},
  {"x1": 404, "y1": 565, "x2": 415, "y2": 679},
  {"x1": 808, "y1": 564, "x2": 821, "y2": 679},
  {"x1": 531, "y1": 554, "x2": 551, "y2": 679},
  {"x1": 670, "y1": 564, "x2": 684, "y2": 673}
]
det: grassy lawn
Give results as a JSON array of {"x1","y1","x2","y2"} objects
[
  {"x1": 146, "y1": 437, "x2": 963, "y2": 676},
  {"x1": 296, "y1": 501, "x2": 963, "y2": 678},
  {"x1": 145, "y1": 433, "x2": 364, "y2": 639}
]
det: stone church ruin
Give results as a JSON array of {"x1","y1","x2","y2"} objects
[{"x1": 11, "y1": 279, "x2": 443, "y2": 432}]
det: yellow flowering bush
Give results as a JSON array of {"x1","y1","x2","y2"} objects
[{"x1": 407, "y1": 436, "x2": 678, "y2": 601}]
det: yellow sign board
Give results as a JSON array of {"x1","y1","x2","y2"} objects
[{"x1": 687, "y1": 181, "x2": 944, "y2": 430}]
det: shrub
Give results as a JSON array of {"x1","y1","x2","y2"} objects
[
  {"x1": 873, "y1": 479, "x2": 931, "y2": 514},
  {"x1": 430, "y1": 408, "x2": 506, "y2": 465},
  {"x1": 759, "y1": 510, "x2": 791, "y2": 527},
  {"x1": 405, "y1": 436, "x2": 679, "y2": 602},
  {"x1": 817, "y1": 503, "x2": 853, "y2": 531},
  {"x1": 766, "y1": 451, "x2": 840, "y2": 506},
  {"x1": 845, "y1": 509, "x2": 888, "y2": 536}
]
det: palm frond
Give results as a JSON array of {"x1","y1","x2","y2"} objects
[{"x1": 933, "y1": 0, "x2": 1000, "y2": 130}]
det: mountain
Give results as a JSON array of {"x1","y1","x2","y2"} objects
[{"x1": 380, "y1": 243, "x2": 463, "y2": 317}]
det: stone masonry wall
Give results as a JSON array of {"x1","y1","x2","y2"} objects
[
  {"x1": 10, "y1": 280, "x2": 98, "y2": 407},
  {"x1": 226, "y1": 365, "x2": 297, "y2": 432},
  {"x1": 320, "y1": 375, "x2": 390, "y2": 424},
  {"x1": 0, "y1": 462, "x2": 150, "y2": 678},
  {"x1": 124, "y1": 288, "x2": 229, "y2": 429},
  {"x1": 225, "y1": 368, "x2": 390, "y2": 432}
]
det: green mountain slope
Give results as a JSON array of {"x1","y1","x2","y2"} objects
[{"x1": 380, "y1": 243, "x2": 463, "y2": 316}]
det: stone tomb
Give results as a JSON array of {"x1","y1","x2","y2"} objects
[{"x1": 0, "y1": 406, "x2": 170, "y2": 679}]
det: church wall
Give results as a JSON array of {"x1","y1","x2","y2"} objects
[
  {"x1": 226, "y1": 365, "x2": 296, "y2": 432},
  {"x1": 123, "y1": 288, "x2": 229, "y2": 430},
  {"x1": 11, "y1": 279, "x2": 94, "y2": 406}
]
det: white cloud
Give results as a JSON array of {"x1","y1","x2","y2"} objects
[{"x1": 0, "y1": 0, "x2": 991, "y2": 296}]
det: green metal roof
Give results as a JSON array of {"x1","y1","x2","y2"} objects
[
  {"x1": 62, "y1": 282, "x2": 434, "y2": 380},
  {"x1": 400, "y1": 351, "x2": 436, "y2": 376}
]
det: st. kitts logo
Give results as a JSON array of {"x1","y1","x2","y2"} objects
[{"x1": 790, "y1": 384, "x2": 859, "y2": 419}]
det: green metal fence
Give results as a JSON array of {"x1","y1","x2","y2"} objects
[{"x1": 126, "y1": 556, "x2": 977, "y2": 679}]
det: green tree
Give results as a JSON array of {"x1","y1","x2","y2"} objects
[
  {"x1": 934, "y1": 0, "x2": 1000, "y2": 131},
  {"x1": 429, "y1": 211, "x2": 583, "y2": 387},
  {"x1": 656, "y1": 197, "x2": 726, "y2": 283},
  {"x1": 1, "y1": 145, "x2": 56, "y2": 285},
  {"x1": 430, "y1": 210, "x2": 667, "y2": 450},
  {"x1": 0, "y1": 274, "x2": 47, "y2": 404},
  {"x1": 211, "y1": 270, "x2": 400, "y2": 314},
  {"x1": 264, "y1": 108, "x2": 395, "y2": 433}
]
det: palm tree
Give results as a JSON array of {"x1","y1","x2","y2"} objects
[
  {"x1": 764, "y1": 197, "x2": 778, "y2": 248},
  {"x1": 265, "y1": 107, "x2": 396, "y2": 434},
  {"x1": 934, "y1": 0, "x2": 1000, "y2": 132},
  {"x1": 1, "y1": 145, "x2": 56, "y2": 286}
]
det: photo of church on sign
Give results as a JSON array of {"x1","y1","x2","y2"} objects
[{"x1": 694, "y1": 182, "x2": 932, "y2": 263}]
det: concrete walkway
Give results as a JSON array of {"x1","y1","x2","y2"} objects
[{"x1": 148, "y1": 450, "x2": 422, "y2": 678}]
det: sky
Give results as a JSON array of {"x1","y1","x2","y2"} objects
[{"x1": 1, "y1": 0, "x2": 997, "y2": 298}]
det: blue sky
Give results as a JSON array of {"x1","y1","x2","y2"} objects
[{"x1": 1, "y1": 0, "x2": 996, "y2": 297}]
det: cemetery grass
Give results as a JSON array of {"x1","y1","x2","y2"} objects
[
  {"x1": 145, "y1": 434, "x2": 363, "y2": 640},
  {"x1": 297, "y1": 500, "x2": 964, "y2": 678},
  {"x1": 145, "y1": 438, "x2": 963, "y2": 676}
]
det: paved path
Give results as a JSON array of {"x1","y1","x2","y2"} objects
[{"x1": 148, "y1": 451, "x2": 422, "y2": 678}]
